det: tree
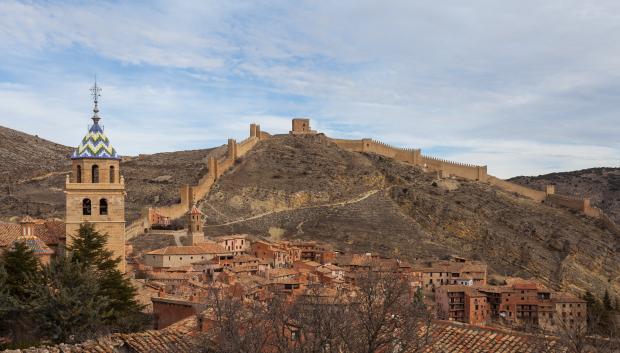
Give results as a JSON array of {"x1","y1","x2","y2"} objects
[
  {"x1": 67, "y1": 223, "x2": 147, "y2": 332},
  {"x1": 340, "y1": 269, "x2": 433, "y2": 353},
  {"x1": 204, "y1": 288, "x2": 270, "y2": 353},
  {"x1": 0, "y1": 242, "x2": 43, "y2": 346},
  {"x1": 29, "y1": 256, "x2": 110, "y2": 343},
  {"x1": 1, "y1": 242, "x2": 41, "y2": 301},
  {"x1": 0, "y1": 265, "x2": 17, "y2": 340}
]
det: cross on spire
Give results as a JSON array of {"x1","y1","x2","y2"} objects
[{"x1": 90, "y1": 77, "x2": 102, "y2": 124}]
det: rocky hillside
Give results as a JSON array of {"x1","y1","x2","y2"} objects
[
  {"x1": 0, "y1": 125, "x2": 224, "y2": 222},
  {"x1": 2, "y1": 126, "x2": 619, "y2": 298},
  {"x1": 201, "y1": 134, "x2": 620, "y2": 298},
  {"x1": 510, "y1": 168, "x2": 620, "y2": 224}
]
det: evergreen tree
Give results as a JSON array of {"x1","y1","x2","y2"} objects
[
  {"x1": 0, "y1": 265, "x2": 17, "y2": 340},
  {"x1": 67, "y1": 223, "x2": 148, "y2": 331},
  {"x1": 29, "y1": 256, "x2": 110, "y2": 343},
  {"x1": 0, "y1": 242, "x2": 42, "y2": 347},
  {"x1": 1, "y1": 242, "x2": 41, "y2": 302}
]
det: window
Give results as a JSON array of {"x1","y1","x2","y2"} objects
[
  {"x1": 82, "y1": 198, "x2": 91, "y2": 215},
  {"x1": 99, "y1": 199, "x2": 108, "y2": 215},
  {"x1": 76, "y1": 165, "x2": 82, "y2": 183},
  {"x1": 92, "y1": 165, "x2": 99, "y2": 183},
  {"x1": 110, "y1": 166, "x2": 115, "y2": 183}
]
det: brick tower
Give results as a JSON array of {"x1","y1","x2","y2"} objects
[
  {"x1": 65, "y1": 81, "x2": 126, "y2": 271},
  {"x1": 186, "y1": 204, "x2": 204, "y2": 245}
]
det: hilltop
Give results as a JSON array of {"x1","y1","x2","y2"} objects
[
  {"x1": 0, "y1": 125, "x2": 224, "y2": 222},
  {"x1": 201, "y1": 134, "x2": 620, "y2": 298},
  {"x1": 510, "y1": 168, "x2": 620, "y2": 224}
]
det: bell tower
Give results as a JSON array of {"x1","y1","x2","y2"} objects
[
  {"x1": 186, "y1": 204, "x2": 204, "y2": 245},
  {"x1": 65, "y1": 81, "x2": 126, "y2": 271}
]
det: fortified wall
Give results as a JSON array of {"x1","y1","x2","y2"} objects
[
  {"x1": 125, "y1": 123, "x2": 264, "y2": 239},
  {"x1": 331, "y1": 138, "x2": 488, "y2": 182},
  {"x1": 127, "y1": 118, "x2": 619, "y2": 238},
  {"x1": 329, "y1": 125, "x2": 619, "y2": 235}
]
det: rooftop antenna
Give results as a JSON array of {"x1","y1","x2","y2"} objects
[{"x1": 90, "y1": 76, "x2": 102, "y2": 125}]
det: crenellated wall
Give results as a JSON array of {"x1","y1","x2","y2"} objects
[
  {"x1": 126, "y1": 125, "x2": 265, "y2": 239},
  {"x1": 333, "y1": 138, "x2": 486, "y2": 182},
  {"x1": 125, "y1": 118, "x2": 620, "y2": 240},
  {"x1": 486, "y1": 176, "x2": 547, "y2": 202}
]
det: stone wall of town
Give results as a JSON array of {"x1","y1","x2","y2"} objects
[{"x1": 126, "y1": 124, "x2": 265, "y2": 239}]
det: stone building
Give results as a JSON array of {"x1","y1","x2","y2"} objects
[
  {"x1": 186, "y1": 205, "x2": 204, "y2": 245},
  {"x1": 65, "y1": 83, "x2": 126, "y2": 271},
  {"x1": 290, "y1": 118, "x2": 316, "y2": 135},
  {"x1": 8, "y1": 216, "x2": 55, "y2": 265},
  {"x1": 144, "y1": 243, "x2": 231, "y2": 269},
  {"x1": 212, "y1": 234, "x2": 249, "y2": 255},
  {"x1": 436, "y1": 285, "x2": 488, "y2": 326}
]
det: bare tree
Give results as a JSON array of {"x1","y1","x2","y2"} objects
[
  {"x1": 340, "y1": 269, "x2": 434, "y2": 353},
  {"x1": 203, "y1": 288, "x2": 271, "y2": 353}
]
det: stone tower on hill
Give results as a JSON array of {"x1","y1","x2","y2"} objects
[{"x1": 65, "y1": 82, "x2": 126, "y2": 272}]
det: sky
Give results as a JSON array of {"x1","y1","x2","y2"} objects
[{"x1": 0, "y1": 1, "x2": 619, "y2": 178}]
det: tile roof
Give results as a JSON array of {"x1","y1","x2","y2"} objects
[
  {"x1": 71, "y1": 118, "x2": 120, "y2": 160},
  {"x1": 147, "y1": 243, "x2": 229, "y2": 255},
  {"x1": 423, "y1": 321, "x2": 567, "y2": 352},
  {"x1": 3, "y1": 316, "x2": 209, "y2": 353},
  {"x1": 213, "y1": 233, "x2": 248, "y2": 241},
  {"x1": 0, "y1": 222, "x2": 21, "y2": 247},
  {"x1": 13, "y1": 235, "x2": 54, "y2": 255},
  {"x1": 0, "y1": 220, "x2": 63, "y2": 248}
]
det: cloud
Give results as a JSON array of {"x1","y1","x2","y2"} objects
[{"x1": 0, "y1": 0, "x2": 619, "y2": 177}]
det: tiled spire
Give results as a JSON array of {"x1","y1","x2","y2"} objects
[{"x1": 71, "y1": 80, "x2": 120, "y2": 160}]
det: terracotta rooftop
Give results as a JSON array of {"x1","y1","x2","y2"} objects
[
  {"x1": 424, "y1": 321, "x2": 567, "y2": 352},
  {"x1": 213, "y1": 233, "x2": 248, "y2": 241},
  {"x1": 147, "y1": 243, "x2": 229, "y2": 256},
  {"x1": 4, "y1": 316, "x2": 208, "y2": 353},
  {"x1": 0, "y1": 222, "x2": 21, "y2": 247},
  {"x1": 0, "y1": 220, "x2": 63, "y2": 248}
]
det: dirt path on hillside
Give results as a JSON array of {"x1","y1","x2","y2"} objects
[{"x1": 206, "y1": 188, "x2": 383, "y2": 227}]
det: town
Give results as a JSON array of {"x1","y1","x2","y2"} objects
[{"x1": 0, "y1": 87, "x2": 617, "y2": 352}]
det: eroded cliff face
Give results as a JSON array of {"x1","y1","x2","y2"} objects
[{"x1": 202, "y1": 135, "x2": 620, "y2": 298}]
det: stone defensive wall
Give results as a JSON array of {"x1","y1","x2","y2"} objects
[
  {"x1": 486, "y1": 176, "x2": 547, "y2": 202},
  {"x1": 125, "y1": 118, "x2": 619, "y2": 239},
  {"x1": 125, "y1": 123, "x2": 265, "y2": 239},
  {"x1": 331, "y1": 138, "x2": 486, "y2": 182},
  {"x1": 330, "y1": 135, "x2": 619, "y2": 233}
]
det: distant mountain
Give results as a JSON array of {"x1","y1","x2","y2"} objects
[
  {"x1": 0, "y1": 125, "x2": 224, "y2": 222},
  {"x1": 510, "y1": 168, "x2": 620, "y2": 224}
]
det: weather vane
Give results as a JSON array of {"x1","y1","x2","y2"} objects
[
  {"x1": 90, "y1": 77, "x2": 101, "y2": 107},
  {"x1": 90, "y1": 76, "x2": 102, "y2": 123}
]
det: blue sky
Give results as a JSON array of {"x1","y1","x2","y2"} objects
[{"x1": 0, "y1": 1, "x2": 619, "y2": 178}]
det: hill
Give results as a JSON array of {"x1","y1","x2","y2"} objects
[
  {"x1": 1, "y1": 126, "x2": 618, "y2": 298},
  {"x1": 201, "y1": 134, "x2": 620, "y2": 298},
  {"x1": 0, "y1": 125, "x2": 224, "y2": 222},
  {"x1": 510, "y1": 168, "x2": 620, "y2": 224}
]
